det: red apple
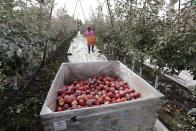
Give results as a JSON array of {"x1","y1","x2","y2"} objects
[
  {"x1": 103, "y1": 78, "x2": 107, "y2": 82},
  {"x1": 95, "y1": 95, "x2": 100, "y2": 100},
  {"x1": 58, "y1": 89, "x2": 65, "y2": 94},
  {"x1": 112, "y1": 98, "x2": 116, "y2": 101},
  {"x1": 81, "y1": 91, "x2": 86, "y2": 95},
  {"x1": 76, "y1": 83, "x2": 80, "y2": 88},
  {"x1": 71, "y1": 100, "x2": 78, "y2": 106},
  {"x1": 116, "y1": 99, "x2": 121, "y2": 103},
  {"x1": 92, "y1": 99, "x2": 97, "y2": 105},
  {"x1": 63, "y1": 104, "x2": 69, "y2": 110},
  {"x1": 73, "y1": 81, "x2": 78, "y2": 85},
  {"x1": 64, "y1": 96, "x2": 72, "y2": 104},
  {"x1": 110, "y1": 87, "x2": 115, "y2": 92},
  {"x1": 107, "y1": 92, "x2": 113, "y2": 98},
  {"x1": 129, "y1": 88, "x2": 135, "y2": 93},
  {"x1": 76, "y1": 90, "x2": 82, "y2": 96},
  {"x1": 98, "y1": 98, "x2": 104, "y2": 104},
  {"x1": 79, "y1": 86, "x2": 85, "y2": 91},
  {"x1": 111, "y1": 83, "x2": 115, "y2": 87},
  {"x1": 97, "y1": 91, "x2": 102, "y2": 96},
  {"x1": 96, "y1": 86, "x2": 102, "y2": 91},
  {"x1": 131, "y1": 97, "x2": 135, "y2": 100},
  {"x1": 85, "y1": 85, "x2": 90, "y2": 89},
  {"x1": 83, "y1": 81, "x2": 88, "y2": 85},
  {"x1": 105, "y1": 97, "x2": 111, "y2": 102},
  {"x1": 120, "y1": 90, "x2": 125, "y2": 97},
  {"x1": 111, "y1": 100, "x2": 117, "y2": 103},
  {"x1": 61, "y1": 93, "x2": 66, "y2": 98},
  {"x1": 91, "y1": 85, "x2": 95, "y2": 88},
  {"x1": 123, "y1": 81, "x2": 128, "y2": 85},
  {"x1": 120, "y1": 97, "x2": 127, "y2": 102},
  {"x1": 78, "y1": 99, "x2": 85, "y2": 106},
  {"x1": 134, "y1": 92, "x2": 141, "y2": 98},
  {"x1": 105, "y1": 87, "x2": 110, "y2": 93},
  {"x1": 63, "y1": 85, "x2": 68, "y2": 89},
  {"x1": 115, "y1": 85, "x2": 120, "y2": 90},
  {"x1": 125, "y1": 88, "x2": 130, "y2": 94},
  {"x1": 56, "y1": 106, "x2": 63, "y2": 112},
  {"x1": 125, "y1": 94, "x2": 131, "y2": 100},
  {"x1": 114, "y1": 90, "x2": 119, "y2": 94},
  {"x1": 86, "y1": 90, "x2": 91, "y2": 94},
  {"x1": 86, "y1": 99, "x2": 93, "y2": 106},
  {"x1": 115, "y1": 93, "x2": 121, "y2": 99},
  {"x1": 67, "y1": 89, "x2": 72, "y2": 95},
  {"x1": 120, "y1": 87, "x2": 124, "y2": 90},
  {"x1": 68, "y1": 86, "x2": 73, "y2": 91},
  {"x1": 58, "y1": 99, "x2": 65, "y2": 106},
  {"x1": 101, "y1": 94, "x2": 106, "y2": 99},
  {"x1": 77, "y1": 96, "x2": 83, "y2": 101},
  {"x1": 95, "y1": 90, "x2": 99, "y2": 94},
  {"x1": 102, "y1": 90, "x2": 107, "y2": 95},
  {"x1": 57, "y1": 96, "x2": 64, "y2": 100},
  {"x1": 71, "y1": 105, "x2": 80, "y2": 110},
  {"x1": 83, "y1": 95, "x2": 88, "y2": 101},
  {"x1": 123, "y1": 85, "x2": 129, "y2": 89},
  {"x1": 70, "y1": 95, "x2": 76, "y2": 100},
  {"x1": 90, "y1": 92, "x2": 96, "y2": 96},
  {"x1": 105, "y1": 81, "x2": 111, "y2": 87},
  {"x1": 119, "y1": 81, "x2": 124, "y2": 86},
  {"x1": 88, "y1": 94, "x2": 93, "y2": 99}
]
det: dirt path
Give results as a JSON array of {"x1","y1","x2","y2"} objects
[{"x1": 68, "y1": 32, "x2": 107, "y2": 62}]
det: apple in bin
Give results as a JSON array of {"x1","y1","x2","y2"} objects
[
  {"x1": 56, "y1": 106, "x2": 63, "y2": 112},
  {"x1": 71, "y1": 100, "x2": 78, "y2": 106},
  {"x1": 56, "y1": 75, "x2": 141, "y2": 112},
  {"x1": 79, "y1": 99, "x2": 85, "y2": 106},
  {"x1": 64, "y1": 96, "x2": 72, "y2": 104},
  {"x1": 57, "y1": 89, "x2": 65, "y2": 94},
  {"x1": 58, "y1": 98, "x2": 65, "y2": 106},
  {"x1": 63, "y1": 104, "x2": 69, "y2": 110}
]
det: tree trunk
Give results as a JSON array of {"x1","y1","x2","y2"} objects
[{"x1": 106, "y1": 0, "x2": 114, "y2": 28}]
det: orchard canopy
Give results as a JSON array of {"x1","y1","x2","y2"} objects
[{"x1": 0, "y1": 0, "x2": 196, "y2": 85}]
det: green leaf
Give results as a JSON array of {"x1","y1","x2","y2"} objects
[
  {"x1": 7, "y1": 50, "x2": 14, "y2": 59},
  {"x1": 17, "y1": 49, "x2": 22, "y2": 58},
  {"x1": 3, "y1": 43, "x2": 8, "y2": 50}
]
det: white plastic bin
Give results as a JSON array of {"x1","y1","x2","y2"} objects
[{"x1": 40, "y1": 61, "x2": 164, "y2": 131}]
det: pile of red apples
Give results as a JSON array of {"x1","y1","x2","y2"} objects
[{"x1": 56, "y1": 75, "x2": 140, "y2": 112}]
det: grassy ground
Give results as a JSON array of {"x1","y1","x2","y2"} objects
[{"x1": 0, "y1": 34, "x2": 75, "y2": 131}]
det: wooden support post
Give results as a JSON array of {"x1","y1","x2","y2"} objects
[
  {"x1": 13, "y1": 75, "x2": 18, "y2": 90},
  {"x1": 155, "y1": 74, "x2": 159, "y2": 88},
  {"x1": 106, "y1": 0, "x2": 114, "y2": 28},
  {"x1": 139, "y1": 67, "x2": 142, "y2": 76},
  {"x1": 132, "y1": 60, "x2": 135, "y2": 71}
]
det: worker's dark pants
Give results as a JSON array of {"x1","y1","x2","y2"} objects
[{"x1": 88, "y1": 45, "x2": 94, "y2": 53}]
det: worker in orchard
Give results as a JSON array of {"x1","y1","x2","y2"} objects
[{"x1": 85, "y1": 26, "x2": 96, "y2": 54}]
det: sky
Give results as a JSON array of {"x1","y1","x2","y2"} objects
[
  {"x1": 53, "y1": 0, "x2": 188, "y2": 23},
  {"x1": 54, "y1": 0, "x2": 107, "y2": 23}
]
